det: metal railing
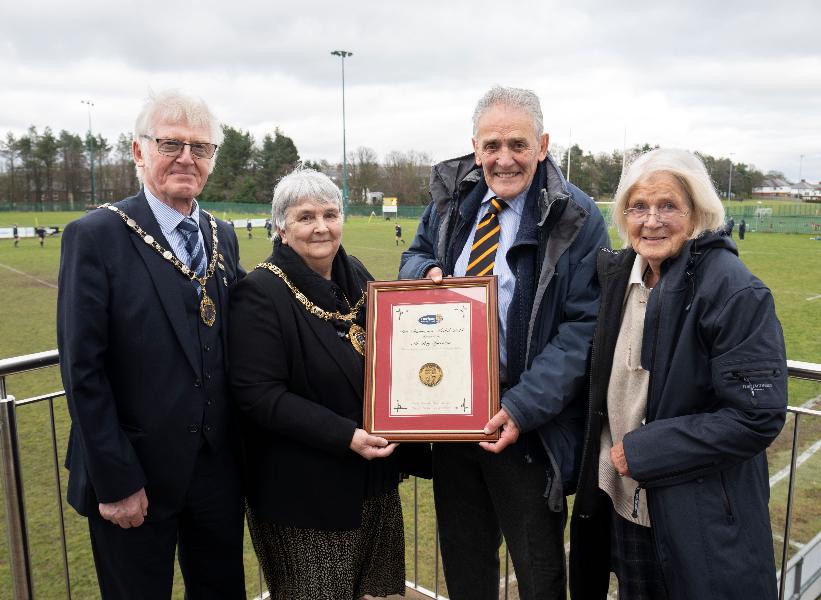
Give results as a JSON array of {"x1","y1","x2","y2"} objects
[{"x1": 1, "y1": 351, "x2": 819, "y2": 600}]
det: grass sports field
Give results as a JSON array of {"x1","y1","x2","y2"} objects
[{"x1": 0, "y1": 209, "x2": 819, "y2": 598}]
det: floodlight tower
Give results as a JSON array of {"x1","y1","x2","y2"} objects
[
  {"x1": 81, "y1": 100, "x2": 96, "y2": 205},
  {"x1": 331, "y1": 50, "x2": 353, "y2": 219}
]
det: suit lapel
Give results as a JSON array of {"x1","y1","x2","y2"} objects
[
  {"x1": 200, "y1": 210, "x2": 231, "y2": 354},
  {"x1": 301, "y1": 307, "x2": 364, "y2": 399},
  {"x1": 123, "y1": 194, "x2": 200, "y2": 375}
]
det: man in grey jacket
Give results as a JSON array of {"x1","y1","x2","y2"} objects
[{"x1": 399, "y1": 86, "x2": 608, "y2": 600}]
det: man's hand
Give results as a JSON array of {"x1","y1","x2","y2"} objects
[
  {"x1": 479, "y1": 408, "x2": 520, "y2": 454},
  {"x1": 99, "y1": 487, "x2": 149, "y2": 529},
  {"x1": 350, "y1": 428, "x2": 398, "y2": 460},
  {"x1": 425, "y1": 266, "x2": 444, "y2": 284},
  {"x1": 610, "y1": 442, "x2": 632, "y2": 478}
]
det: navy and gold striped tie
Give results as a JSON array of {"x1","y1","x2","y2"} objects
[
  {"x1": 177, "y1": 217, "x2": 206, "y2": 278},
  {"x1": 465, "y1": 197, "x2": 507, "y2": 277}
]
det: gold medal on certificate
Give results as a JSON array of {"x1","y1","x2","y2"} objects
[{"x1": 418, "y1": 362, "x2": 444, "y2": 387}]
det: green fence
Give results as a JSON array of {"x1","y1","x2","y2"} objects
[
  {"x1": 595, "y1": 204, "x2": 821, "y2": 235},
  {"x1": 3, "y1": 201, "x2": 820, "y2": 235}
]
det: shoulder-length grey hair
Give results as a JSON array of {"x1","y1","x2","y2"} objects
[
  {"x1": 271, "y1": 167, "x2": 344, "y2": 238},
  {"x1": 613, "y1": 148, "x2": 725, "y2": 245},
  {"x1": 133, "y1": 90, "x2": 223, "y2": 183},
  {"x1": 472, "y1": 85, "x2": 544, "y2": 137}
]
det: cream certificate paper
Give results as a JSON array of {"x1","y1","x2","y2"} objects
[{"x1": 390, "y1": 302, "x2": 472, "y2": 416}]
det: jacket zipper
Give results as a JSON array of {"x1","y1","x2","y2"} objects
[
  {"x1": 444, "y1": 196, "x2": 464, "y2": 272},
  {"x1": 632, "y1": 484, "x2": 643, "y2": 518},
  {"x1": 719, "y1": 472, "x2": 735, "y2": 524},
  {"x1": 441, "y1": 202, "x2": 457, "y2": 271},
  {"x1": 646, "y1": 275, "x2": 665, "y2": 420},
  {"x1": 631, "y1": 274, "x2": 666, "y2": 521},
  {"x1": 731, "y1": 369, "x2": 777, "y2": 399},
  {"x1": 632, "y1": 462, "x2": 714, "y2": 519},
  {"x1": 731, "y1": 368, "x2": 777, "y2": 377}
]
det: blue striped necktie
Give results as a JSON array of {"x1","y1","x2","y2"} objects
[
  {"x1": 176, "y1": 217, "x2": 206, "y2": 278},
  {"x1": 465, "y1": 197, "x2": 508, "y2": 277}
]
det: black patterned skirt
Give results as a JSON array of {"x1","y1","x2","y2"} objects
[{"x1": 247, "y1": 488, "x2": 405, "y2": 600}]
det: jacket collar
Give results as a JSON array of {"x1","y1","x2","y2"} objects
[{"x1": 430, "y1": 151, "x2": 572, "y2": 224}]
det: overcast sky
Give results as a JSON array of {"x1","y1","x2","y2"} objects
[{"x1": 2, "y1": 0, "x2": 820, "y2": 182}]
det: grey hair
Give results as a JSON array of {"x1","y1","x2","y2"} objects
[
  {"x1": 612, "y1": 148, "x2": 725, "y2": 246},
  {"x1": 133, "y1": 90, "x2": 223, "y2": 183},
  {"x1": 472, "y1": 86, "x2": 544, "y2": 137},
  {"x1": 271, "y1": 167, "x2": 344, "y2": 238}
]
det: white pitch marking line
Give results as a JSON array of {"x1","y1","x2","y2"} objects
[
  {"x1": 806, "y1": 294, "x2": 821, "y2": 301},
  {"x1": 0, "y1": 262, "x2": 58, "y2": 289},
  {"x1": 801, "y1": 395, "x2": 820, "y2": 409},
  {"x1": 770, "y1": 439, "x2": 821, "y2": 488},
  {"x1": 772, "y1": 532, "x2": 805, "y2": 550}
]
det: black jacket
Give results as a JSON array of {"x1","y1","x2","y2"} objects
[
  {"x1": 229, "y1": 243, "x2": 429, "y2": 530},
  {"x1": 570, "y1": 232, "x2": 787, "y2": 599}
]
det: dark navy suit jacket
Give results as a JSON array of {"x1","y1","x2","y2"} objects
[{"x1": 57, "y1": 191, "x2": 244, "y2": 519}]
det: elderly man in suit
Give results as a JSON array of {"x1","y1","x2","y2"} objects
[{"x1": 57, "y1": 90, "x2": 246, "y2": 599}]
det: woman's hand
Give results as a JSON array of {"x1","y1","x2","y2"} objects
[
  {"x1": 350, "y1": 428, "x2": 398, "y2": 460},
  {"x1": 610, "y1": 442, "x2": 632, "y2": 478}
]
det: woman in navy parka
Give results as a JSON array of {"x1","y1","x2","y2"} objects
[{"x1": 569, "y1": 149, "x2": 787, "y2": 599}]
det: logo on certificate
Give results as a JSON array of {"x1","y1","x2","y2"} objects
[
  {"x1": 418, "y1": 362, "x2": 444, "y2": 387},
  {"x1": 418, "y1": 314, "x2": 444, "y2": 325}
]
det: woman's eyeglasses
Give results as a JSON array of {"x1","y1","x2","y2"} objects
[{"x1": 623, "y1": 203, "x2": 689, "y2": 223}]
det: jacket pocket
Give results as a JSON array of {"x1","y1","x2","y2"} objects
[
  {"x1": 729, "y1": 368, "x2": 779, "y2": 407},
  {"x1": 718, "y1": 471, "x2": 735, "y2": 524},
  {"x1": 715, "y1": 359, "x2": 784, "y2": 408}
]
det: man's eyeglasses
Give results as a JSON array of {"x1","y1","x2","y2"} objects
[
  {"x1": 142, "y1": 136, "x2": 218, "y2": 159},
  {"x1": 623, "y1": 203, "x2": 689, "y2": 223}
]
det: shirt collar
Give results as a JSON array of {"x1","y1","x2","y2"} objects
[
  {"x1": 482, "y1": 188, "x2": 526, "y2": 216},
  {"x1": 629, "y1": 253, "x2": 651, "y2": 288},
  {"x1": 143, "y1": 186, "x2": 200, "y2": 236}
]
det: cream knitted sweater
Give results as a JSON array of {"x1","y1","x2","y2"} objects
[{"x1": 598, "y1": 256, "x2": 652, "y2": 527}]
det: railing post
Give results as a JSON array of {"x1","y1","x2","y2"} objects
[
  {"x1": 413, "y1": 476, "x2": 419, "y2": 587},
  {"x1": 791, "y1": 556, "x2": 803, "y2": 599},
  {"x1": 778, "y1": 412, "x2": 802, "y2": 600},
  {"x1": 0, "y1": 385, "x2": 35, "y2": 600}
]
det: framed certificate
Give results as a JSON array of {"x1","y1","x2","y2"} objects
[{"x1": 363, "y1": 277, "x2": 500, "y2": 441}]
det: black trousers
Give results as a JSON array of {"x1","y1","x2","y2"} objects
[
  {"x1": 432, "y1": 442, "x2": 567, "y2": 600},
  {"x1": 87, "y1": 443, "x2": 245, "y2": 600}
]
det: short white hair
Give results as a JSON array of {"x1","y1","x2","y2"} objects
[
  {"x1": 472, "y1": 86, "x2": 544, "y2": 137},
  {"x1": 271, "y1": 167, "x2": 343, "y2": 238},
  {"x1": 133, "y1": 90, "x2": 223, "y2": 183},
  {"x1": 613, "y1": 148, "x2": 725, "y2": 245}
]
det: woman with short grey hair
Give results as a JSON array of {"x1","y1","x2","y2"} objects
[
  {"x1": 270, "y1": 167, "x2": 344, "y2": 236},
  {"x1": 229, "y1": 167, "x2": 429, "y2": 600},
  {"x1": 570, "y1": 148, "x2": 786, "y2": 599}
]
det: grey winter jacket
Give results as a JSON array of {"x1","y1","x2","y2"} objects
[
  {"x1": 570, "y1": 232, "x2": 787, "y2": 599},
  {"x1": 399, "y1": 153, "x2": 609, "y2": 506}
]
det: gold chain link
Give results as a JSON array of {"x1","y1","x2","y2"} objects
[{"x1": 256, "y1": 262, "x2": 365, "y2": 322}]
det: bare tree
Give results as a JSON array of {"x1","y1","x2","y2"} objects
[
  {"x1": 347, "y1": 146, "x2": 380, "y2": 203},
  {"x1": 382, "y1": 150, "x2": 432, "y2": 205}
]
